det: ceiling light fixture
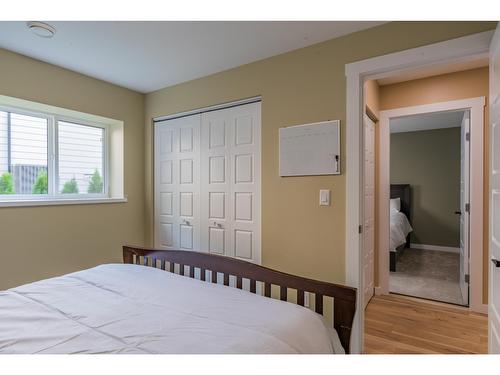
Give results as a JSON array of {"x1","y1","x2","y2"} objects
[{"x1": 27, "y1": 21, "x2": 56, "y2": 38}]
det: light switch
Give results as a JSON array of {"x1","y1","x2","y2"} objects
[{"x1": 319, "y1": 189, "x2": 330, "y2": 206}]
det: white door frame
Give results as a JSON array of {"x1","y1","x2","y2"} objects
[
  {"x1": 345, "y1": 30, "x2": 493, "y2": 353},
  {"x1": 377, "y1": 97, "x2": 485, "y2": 314},
  {"x1": 363, "y1": 114, "x2": 376, "y2": 308}
]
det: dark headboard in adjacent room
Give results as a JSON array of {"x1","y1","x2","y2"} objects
[
  {"x1": 390, "y1": 184, "x2": 411, "y2": 225},
  {"x1": 389, "y1": 184, "x2": 412, "y2": 268}
]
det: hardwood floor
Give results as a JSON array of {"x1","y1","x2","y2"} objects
[{"x1": 364, "y1": 294, "x2": 488, "y2": 354}]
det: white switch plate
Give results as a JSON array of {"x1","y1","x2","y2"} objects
[{"x1": 319, "y1": 189, "x2": 330, "y2": 206}]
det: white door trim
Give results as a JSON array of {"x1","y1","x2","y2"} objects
[
  {"x1": 378, "y1": 97, "x2": 485, "y2": 314},
  {"x1": 345, "y1": 30, "x2": 493, "y2": 353},
  {"x1": 363, "y1": 114, "x2": 375, "y2": 308},
  {"x1": 488, "y1": 23, "x2": 500, "y2": 353},
  {"x1": 153, "y1": 96, "x2": 262, "y2": 123}
]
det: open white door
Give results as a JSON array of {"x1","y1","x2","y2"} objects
[
  {"x1": 489, "y1": 23, "x2": 500, "y2": 354},
  {"x1": 460, "y1": 110, "x2": 471, "y2": 306},
  {"x1": 363, "y1": 114, "x2": 375, "y2": 308}
]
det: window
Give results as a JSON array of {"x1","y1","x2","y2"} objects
[
  {"x1": 0, "y1": 106, "x2": 108, "y2": 201},
  {"x1": 58, "y1": 121, "x2": 104, "y2": 195},
  {"x1": 0, "y1": 111, "x2": 48, "y2": 196}
]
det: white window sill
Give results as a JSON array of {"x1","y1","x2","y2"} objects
[{"x1": 0, "y1": 197, "x2": 127, "y2": 208}]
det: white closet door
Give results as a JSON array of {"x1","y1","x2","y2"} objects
[
  {"x1": 154, "y1": 114, "x2": 201, "y2": 250},
  {"x1": 201, "y1": 102, "x2": 261, "y2": 263}
]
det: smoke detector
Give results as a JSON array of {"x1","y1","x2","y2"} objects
[{"x1": 27, "y1": 21, "x2": 56, "y2": 38}]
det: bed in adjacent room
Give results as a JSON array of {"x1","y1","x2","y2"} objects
[
  {"x1": 390, "y1": 184, "x2": 413, "y2": 272},
  {"x1": 0, "y1": 246, "x2": 356, "y2": 354}
]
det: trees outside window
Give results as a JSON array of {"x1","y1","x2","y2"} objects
[
  {"x1": 87, "y1": 169, "x2": 103, "y2": 193},
  {"x1": 0, "y1": 172, "x2": 14, "y2": 194},
  {"x1": 62, "y1": 178, "x2": 79, "y2": 194},
  {"x1": 32, "y1": 170, "x2": 48, "y2": 194}
]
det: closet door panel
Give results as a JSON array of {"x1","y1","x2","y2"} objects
[
  {"x1": 155, "y1": 124, "x2": 177, "y2": 249},
  {"x1": 155, "y1": 114, "x2": 201, "y2": 250},
  {"x1": 202, "y1": 102, "x2": 261, "y2": 263},
  {"x1": 230, "y1": 104, "x2": 261, "y2": 264},
  {"x1": 201, "y1": 111, "x2": 230, "y2": 256},
  {"x1": 176, "y1": 116, "x2": 201, "y2": 251}
]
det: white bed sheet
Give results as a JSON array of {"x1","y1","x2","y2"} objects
[
  {"x1": 0, "y1": 264, "x2": 343, "y2": 354},
  {"x1": 390, "y1": 210, "x2": 413, "y2": 251}
]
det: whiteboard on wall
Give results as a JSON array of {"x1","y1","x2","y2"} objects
[{"x1": 279, "y1": 120, "x2": 340, "y2": 176}]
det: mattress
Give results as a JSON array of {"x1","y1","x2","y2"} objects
[
  {"x1": 0, "y1": 264, "x2": 344, "y2": 354},
  {"x1": 390, "y1": 210, "x2": 413, "y2": 251}
]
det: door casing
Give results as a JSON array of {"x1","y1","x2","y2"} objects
[{"x1": 345, "y1": 30, "x2": 493, "y2": 353}]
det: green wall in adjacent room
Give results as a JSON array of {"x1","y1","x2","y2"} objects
[{"x1": 390, "y1": 127, "x2": 461, "y2": 247}]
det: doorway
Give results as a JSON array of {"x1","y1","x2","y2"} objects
[
  {"x1": 377, "y1": 97, "x2": 485, "y2": 311},
  {"x1": 346, "y1": 30, "x2": 492, "y2": 353},
  {"x1": 386, "y1": 109, "x2": 469, "y2": 306}
]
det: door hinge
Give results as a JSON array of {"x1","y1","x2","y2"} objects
[
  {"x1": 465, "y1": 203, "x2": 470, "y2": 213},
  {"x1": 465, "y1": 274, "x2": 470, "y2": 284},
  {"x1": 465, "y1": 132, "x2": 470, "y2": 141},
  {"x1": 358, "y1": 225, "x2": 363, "y2": 234}
]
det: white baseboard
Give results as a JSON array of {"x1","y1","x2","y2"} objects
[
  {"x1": 473, "y1": 303, "x2": 489, "y2": 315},
  {"x1": 410, "y1": 243, "x2": 460, "y2": 254}
]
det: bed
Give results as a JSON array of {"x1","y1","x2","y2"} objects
[
  {"x1": 0, "y1": 245, "x2": 356, "y2": 354},
  {"x1": 390, "y1": 184, "x2": 413, "y2": 272}
]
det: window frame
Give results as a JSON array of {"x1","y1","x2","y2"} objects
[{"x1": 0, "y1": 104, "x2": 110, "y2": 202}]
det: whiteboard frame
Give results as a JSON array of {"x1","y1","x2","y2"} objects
[{"x1": 278, "y1": 120, "x2": 341, "y2": 177}]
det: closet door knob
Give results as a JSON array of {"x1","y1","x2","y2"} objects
[
  {"x1": 454, "y1": 211, "x2": 462, "y2": 215},
  {"x1": 491, "y1": 258, "x2": 500, "y2": 268}
]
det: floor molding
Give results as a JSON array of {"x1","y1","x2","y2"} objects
[{"x1": 410, "y1": 243, "x2": 460, "y2": 254}]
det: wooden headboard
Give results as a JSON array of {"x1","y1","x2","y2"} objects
[{"x1": 390, "y1": 184, "x2": 411, "y2": 222}]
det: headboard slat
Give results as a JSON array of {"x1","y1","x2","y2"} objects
[
  {"x1": 315, "y1": 294, "x2": 324, "y2": 315},
  {"x1": 280, "y1": 286, "x2": 287, "y2": 301},
  {"x1": 297, "y1": 290, "x2": 305, "y2": 306},
  {"x1": 250, "y1": 279, "x2": 256, "y2": 294},
  {"x1": 264, "y1": 282, "x2": 271, "y2": 297}
]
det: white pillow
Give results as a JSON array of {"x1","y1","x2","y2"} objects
[{"x1": 390, "y1": 198, "x2": 401, "y2": 212}]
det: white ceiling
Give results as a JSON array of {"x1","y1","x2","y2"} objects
[
  {"x1": 0, "y1": 21, "x2": 384, "y2": 93},
  {"x1": 390, "y1": 110, "x2": 465, "y2": 133}
]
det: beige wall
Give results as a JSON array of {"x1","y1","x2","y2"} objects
[
  {"x1": 391, "y1": 127, "x2": 461, "y2": 247},
  {"x1": 0, "y1": 48, "x2": 146, "y2": 289},
  {"x1": 145, "y1": 22, "x2": 495, "y2": 285},
  {"x1": 365, "y1": 80, "x2": 380, "y2": 119},
  {"x1": 379, "y1": 67, "x2": 490, "y2": 303}
]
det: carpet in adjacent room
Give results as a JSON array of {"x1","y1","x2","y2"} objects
[{"x1": 389, "y1": 248, "x2": 464, "y2": 305}]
